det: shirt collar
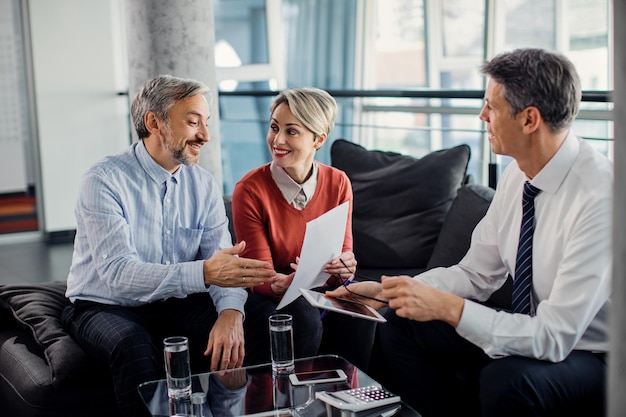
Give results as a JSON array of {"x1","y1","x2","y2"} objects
[
  {"x1": 270, "y1": 161, "x2": 318, "y2": 205},
  {"x1": 135, "y1": 140, "x2": 181, "y2": 184},
  {"x1": 531, "y1": 131, "x2": 579, "y2": 195}
]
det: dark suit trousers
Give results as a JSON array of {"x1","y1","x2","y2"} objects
[
  {"x1": 62, "y1": 293, "x2": 220, "y2": 417},
  {"x1": 369, "y1": 309, "x2": 606, "y2": 417}
]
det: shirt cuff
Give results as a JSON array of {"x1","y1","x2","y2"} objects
[
  {"x1": 213, "y1": 288, "x2": 248, "y2": 317},
  {"x1": 182, "y1": 260, "x2": 208, "y2": 293},
  {"x1": 455, "y1": 299, "x2": 494, "y2": 354}
]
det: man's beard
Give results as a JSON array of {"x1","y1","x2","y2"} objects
[
  {"x1": 170, "y1": 146, "x2": 194, "y2": 166},
  {"x1": 162, "y1": 124, "x2": 197, "y2": 166}
]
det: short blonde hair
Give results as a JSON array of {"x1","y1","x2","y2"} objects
[{"x1": 270, "y1": 87, "x2": 337, "y2": 137}]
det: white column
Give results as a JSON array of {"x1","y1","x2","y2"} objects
[{"x1": 123, "y1": 0, "x2": 223, "y2": 189}]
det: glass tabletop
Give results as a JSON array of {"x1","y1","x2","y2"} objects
[{"x1": 138, "y1": 354, "x2": 420, "y2": 416}]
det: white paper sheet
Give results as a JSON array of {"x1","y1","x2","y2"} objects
[{"x1": 276, "y1": 201, "x2": 350, "y2": 309}]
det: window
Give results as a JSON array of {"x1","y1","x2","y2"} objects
[
  {"x1": 361, "y1": 0, "x2": 487, "y2": 181},
  {"x1": 216, "y1": 0, "x2": 359, "y2": 194},
  {"x1": 356, "y1": 0, "x2": 612, "y2": 183},
  {"x1": 216, "y1": 0, "x2": 613, "y2": 191},
  {"x1": 0, "y1": 0, "x2": 32, "y2": 193},
  {"x1": 214, "y1": 0, "x2": 285, "y2": 193}
]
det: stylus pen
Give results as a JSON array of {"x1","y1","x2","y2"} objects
[{"x1": 320, "y1": 275, "x2": 358, "y2": 320}]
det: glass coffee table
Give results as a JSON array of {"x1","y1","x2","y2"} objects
[{"x1": 138, "y1": 354, "x2": 420, "y2": 416}]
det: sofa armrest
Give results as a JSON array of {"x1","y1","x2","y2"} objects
[
  {"x1": 0, "y1": 328, "x2": 117, "y2": 416},
  {"x1": 0, "y1": 281, "x2": 93, "y2": 386}
]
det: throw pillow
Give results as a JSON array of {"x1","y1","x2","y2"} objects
[
  {"x1": 426, "y1": 183, "x2": 512, "y2": 310},
  {"x1": 0, "y1": 281, "x2": 91, "y2": 386},
  {"x1": 331, "y1": 139, "x2": 470, "y2": 269},
  {"x1": 426, "y1": 183, "x2": 495, "y2": 269}
]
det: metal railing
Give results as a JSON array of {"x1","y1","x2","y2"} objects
[{"x1": 217, "y1": 89, "x2": 614, "y2": 192}]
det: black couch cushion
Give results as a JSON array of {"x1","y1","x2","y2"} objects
[
  {"x1": 331, "y1": 139, "x2": 470, "y2": 269},
  {"x1": 425, "y1": 183, "x2": 511, "y2": 310},
  {"x1": 0, "y1": 281, "x2": 91, "y2": 387},
  {"x1": 426, "y1": 183, "x2": 495, "y2": 269}
]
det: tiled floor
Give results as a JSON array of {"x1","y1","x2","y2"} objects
[{"x1": 0, "y1": 233, "x2": 73, "y2": 285}]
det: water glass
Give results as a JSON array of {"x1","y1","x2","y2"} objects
[
  {"x1": 269, "y1": 314, "x2": 295, "y2": 375},
  {"x1": 164, "y1": 336, "x2": 192, "y2": 400}
]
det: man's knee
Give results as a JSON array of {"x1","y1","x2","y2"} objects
[
  {"x1": 72, "y1": 305, "x2": 158, "y2": 367},
  {"x1": 110, "y1": 324, "x2": 157, "y2": 361},
  {"x1": 478, "y1": 355, "x2": 605, "y2": 417},
  {"x1": 480, "y1": 356, "x2": 567, "y2": 416},
  {"x1": 479, "y1": 358, "x2": 540, "y2": 416}
]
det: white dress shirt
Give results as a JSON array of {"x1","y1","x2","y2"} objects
[{"x1": 417, "y1": 133, "x2": 613, "y2": 362}]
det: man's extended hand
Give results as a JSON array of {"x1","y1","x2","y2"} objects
[
  {"x1": 204, "y1": 309, "x2": 245, "y2": 371},
  {"x1": 203, "y1": 241, "x2": 276, "y2": 288},
  {"x1": 380, "y1": 276, "x2": 464, "y2": 327}
]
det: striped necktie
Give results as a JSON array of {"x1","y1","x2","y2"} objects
[{"x1": 511, "y1": 181, "x2": 541, "y2": 315}]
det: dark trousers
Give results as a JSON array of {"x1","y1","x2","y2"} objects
[
  {"x1": 369, "y1": 310, "x2": 606, "y2": 417},
  {"x1": 318, "y1": 309, "x2": 377, "y2": 372},
  {"x1": 243, "y1": 291, "x2": 377, "y2": 371},
  {"x1": 243, "y1": 292, "x2": 323, "y2": 366},
  {"x1": 62, "y1": 293, "x2": 220, "y2": 417}
]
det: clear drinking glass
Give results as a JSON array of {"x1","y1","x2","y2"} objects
[
  {"x1": 164, "y1": 336, "x2": 192, "y2": 400},
  {"x1": 269, "y1": 314, "x2": 295, "y2": 375}
]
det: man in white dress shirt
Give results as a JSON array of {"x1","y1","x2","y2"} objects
[{"x1": 328, "y1": 48, "x2": 612, "y2": 417}]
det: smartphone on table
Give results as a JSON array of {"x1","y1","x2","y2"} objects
[{"x1": 289, "y1": 369, "x2": 348, "y2": 386}]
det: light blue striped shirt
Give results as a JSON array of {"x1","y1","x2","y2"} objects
[{"x1": 66, "y1": 141, "x2": 247, "y2": 313}]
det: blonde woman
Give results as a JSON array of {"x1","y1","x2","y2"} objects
[{"x1": 234, "y1": 88, "x2": 373, "y2": 368}]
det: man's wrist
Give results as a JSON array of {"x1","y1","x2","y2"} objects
[
  {"x1": 219, "y1": 308, "x2": 244, "y2": 320},
  {"x1": 202, "y1": 258, "x2": 214, "y2": 287},
  {"x1": 443, "y1": 293, "x2": 464, "y2": 328}
]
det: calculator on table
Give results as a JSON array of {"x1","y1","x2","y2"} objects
[{"x1": 315, "y1": 385, "x2": 401, "y2": 411}]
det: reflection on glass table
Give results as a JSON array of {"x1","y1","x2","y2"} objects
[{"x1": 138, "y1": 354, "x2": 420, "y2": 416}]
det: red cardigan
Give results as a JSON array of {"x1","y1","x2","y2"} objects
[{"x1": 232, "y1": 162, "x2": 353, "y2": 299}]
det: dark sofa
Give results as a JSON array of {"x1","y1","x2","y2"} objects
[
  {"x1": 0, "y1": 281, "x2": 118, "y2": 416},
  {"x1": 0, "y1": 141, "x2": 497, "y2": 416}
]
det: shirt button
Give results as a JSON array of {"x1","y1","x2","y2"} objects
[
  {"x1": 165, "y1": 230, "x2": 171, "y2": 235},
  {"x1": 166, "y1": 198, "x2": 171, "y2": 203},
  {"x1": 165, "y1": 261, "x2": 170, "y2": 265}
]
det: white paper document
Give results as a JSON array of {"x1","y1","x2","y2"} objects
[{"x1": 276, "y1": 201, "x2": 349, "y2": 309}]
